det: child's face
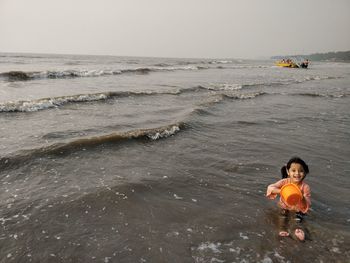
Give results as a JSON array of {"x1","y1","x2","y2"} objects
[{"x1": 287, "y1": 163, "x2": 305, "y2": 184}]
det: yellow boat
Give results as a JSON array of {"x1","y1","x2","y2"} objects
[
  {"x1": 275, "y1": 61, "x2": 300, "y2": 68},
  {"x1": 275, "y1": 58, "x2": 309, "y2": 68}
]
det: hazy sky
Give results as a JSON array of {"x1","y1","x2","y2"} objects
[{"x1": 1, "y1": 0, "x2": 349, "y2": 59}]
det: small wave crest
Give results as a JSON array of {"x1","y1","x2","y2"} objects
[
  {"x1": 303, "y1": 75, "x2": 337, "y2": 81},
  {"x1": 199, "y1": 81, "x2": 281, "y2": 91},
  {"x1": 203, "y1": 75, "x2": 342, "y2": 91},
  {"x1": 207, "y1": 83, "x2": 243, "y2": 91},
  {"x1": 293, "y1": 92, "x2": 349, "y2": 98},
  {"x1": 0, "y1": 93, "x2": 109, "y2": 112},
  {"x1": 0, "y1": 123, "x2": 184, "y2": 171},
  {"x1": 222, "y1": 91, "x2": 267, "y2": 100},
  {"x1": 0, "y1": 71, "x2": 35, "y2": 81},
  {"x1": 0, "y1": 90, "x2": 181, "y2": 113},
  {"x1": 0, "y1": 70, "x2": 115, "y2": 81},
  {"x1": 0, "y1": 64, "x2": 204, "y2": 82},
  {"x1": 53, "y1": 123, "x2": 183, "y2": 149}
]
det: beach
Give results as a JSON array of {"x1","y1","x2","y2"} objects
[{"x1": 0, "y1": 53, "x2": 349, "y2": 262}]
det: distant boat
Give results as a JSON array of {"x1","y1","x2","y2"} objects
[{"x1": 275, "y1": 58, "x2": 309, "y2": 69}]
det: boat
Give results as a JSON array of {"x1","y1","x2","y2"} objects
[
  {"x1": 276, "y1": 60, "x2": 299, "y2": 68},
  {"x1": 275, "y1": 61, "x2": 300, "y2": 68},
  {"x1": 275, "y1": 58, "x2": 309, "y2": 69}
]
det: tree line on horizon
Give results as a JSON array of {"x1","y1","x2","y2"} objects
[{"x1": 271, "y1": 50, "x2": 350, "y2": 62}]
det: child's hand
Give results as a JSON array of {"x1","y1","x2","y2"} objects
[{"x1": 266, "y1": 184, "x2": 281, "y2": 200}]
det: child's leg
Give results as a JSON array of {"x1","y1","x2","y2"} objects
[
  {"x1": 294, "y1": 228, "x2": 305, "y2": 241},
  {"x1": 278, "y1": 209, "x2": 289, "y2": 236},
  {"x1": 290, "y1": 212, "x2": 306, "y2": 241}
]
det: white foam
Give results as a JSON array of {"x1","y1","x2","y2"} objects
[
  {"x1": 273, "y1": 251, "x2": 285, "y2": 260},
  {"x1": 261, "y1": 256, "x2": 273, "y2": 263},
  {"x1": 147, "y1": 125, "x2": 180, "y2": 140},
  {"x1": 0, "y1": 93, "x2": 109, "y2": 112},
  {"x1": 226, "y1": 92, "x2": 266, "y2": 100},
  {"x1": 208, "y1": 83, "x2": 243, "y2": 91},
  {"x1": 44, "y1": 69, "x2": 115, "y2": 78},
  {"x1": 239, "y1": 232, "x2": 249, "y2": 240},
  {"x1": 197, "y1": 242, "x2": 222, "y2": 253},
  {"x1": 173, "y1": 194, "x2": 183, "y2": 200},
  {"x1": 331, "y1": 247, "x2": 341, "y2": 253},
  {"x1": 210, "y1": 258, "x2": 225, "y2": 263},
  {"x1": 212, "y1": 60, "x2": 232, "y2": 64}
]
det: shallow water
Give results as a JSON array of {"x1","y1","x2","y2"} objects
[{"x1": 0, "y1": 53, "x2": 349, "y2": 262}]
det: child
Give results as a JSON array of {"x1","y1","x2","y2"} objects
[{"x1": 266, "y1": 157, "x2": 311, "y2": 241}]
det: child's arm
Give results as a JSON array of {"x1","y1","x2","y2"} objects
[
  {"x1": 299, "y1": 184, "x2": 311, "y2": 213},
  {"x1": 266, "y1": 179, "x2": 285, "y2": 199}
]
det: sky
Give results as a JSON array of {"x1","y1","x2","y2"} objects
[{"x1": 0, "y1": 0, "x2": 350, "y2": 59}]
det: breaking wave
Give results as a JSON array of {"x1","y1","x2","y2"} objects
[
  {"x1": 0, "y1": 65, "x2": 204, "y2": 82},
  {"x1": 2, "y1": 81, "x2": 345, "y2": 114},
  {"x1": 0, "y1": 123, "x2": 184, "y2": 171},
  {"x1": 0, "y1": 90, "x2": 180, "y2": 113},
  {"x1": 0, "y1": 85, "x2": 269, "y2": 113},
  {"x1": 222, "y1": 91, "x2": 267, "y2": 100},
  {"x1": 203, "y1": 75, "x2": 342, "y2": 91}
]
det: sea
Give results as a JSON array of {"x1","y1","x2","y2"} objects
[{"x1": 0, "y1": 53, "x2": 349, "y2": 263}]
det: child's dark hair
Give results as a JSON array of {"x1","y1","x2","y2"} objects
[{"x1": 281, "y1": 157, "x2": 309, "y2": 179}]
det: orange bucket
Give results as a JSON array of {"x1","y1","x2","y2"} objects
[{"x1": 280, "y1": 183, "x2": 302, "y2": 206}]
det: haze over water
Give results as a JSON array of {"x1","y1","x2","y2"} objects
[{"x1": 0, "y1": 53, "x2": 349, "y2": 262}]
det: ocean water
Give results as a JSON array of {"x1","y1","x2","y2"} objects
[{"x1": 0, "y1": 53, "x2": 349, "y2": 262}]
